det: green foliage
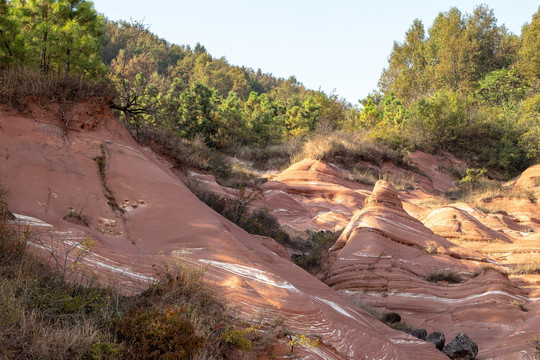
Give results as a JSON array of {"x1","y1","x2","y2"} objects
[
  {"x1": 7, "y1": 0, "x2": 104, "y2": 76},
  {"x1": 518, "y1": 94, "x2": 540, "y2": 159},
  {"x1": 173, "y1": 81, "x2": 220, "y2": 146},
  {"x1": 477, "y1": 69, "x2": 526, "y2": 107},
  {"x1": 445, "y1": 168, "x2": 500, "y2": 200},
  {"x1": 244, "y1": 92, "x2": 283, "y2": 146},
  {"x1": 518, "y1": 8, "x2": 540, "y2": 86},
  {"x1": 408, "y1": 90, "x2": 470, "y2": 152},
  {"x1": 359, "y1": 95, "x2": 380, "y2": 127},
  {"x1": 458, "y1": 168, "x2": 487, "y2": 185}
]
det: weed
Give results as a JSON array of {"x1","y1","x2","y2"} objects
[
  {"x1": 287, "y1": 333, "x2": 320, "y2": 356},
  {"x1": 116, "y1": 305, "x2": 206, "y2": 359},
  {"x1": 33, "y1": 232, "x2": 94, "y2": 284},
  {"x1": 511, "y1": 300, "x2": 530, "y2": 312},
  {"x1": 425, "y1": 243, "x2": 439, "y2": 254},
  {"x1": 63, "y1": 209, "x2": 89, "y2": 226}
]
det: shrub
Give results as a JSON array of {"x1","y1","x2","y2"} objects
[
  {"x1": 0, "y1": 186, "x2": 281, "y2": 359},
  {"x1": 529, "y1": 336, "x2": 540, "y2": 359},
  {"x1": 116, "y1": 306, "x2": 205, "y2": 359},
  {"x1": 292, "y1": 230, "x2": 341, "y2": 271},
  {"x1": 426, "y1": 269, "x2": 463, "y2": 284},
  {"x1": 187, "y1": 182, "x2": 291, "y2": 246}
]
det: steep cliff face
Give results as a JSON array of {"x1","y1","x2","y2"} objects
[{"x1": 0, "y1": 99, "x2": 448, "y2": 359}]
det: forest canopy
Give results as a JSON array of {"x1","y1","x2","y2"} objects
[{"x1": 0, "y1": 1, "x2": 539, "y2": 178}]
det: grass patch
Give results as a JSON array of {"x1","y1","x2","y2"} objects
[
  {"x1": 426, "y1": 269, "x2": 463, "y2": 284},
  {"x1": 445, "y1": 169, "x2": 535, "y2": 210},
  {"x1": 345, "y1": 167, "x2": 416, "y2": 190},
  {"x1": 229, "y1": 139, "x2": 303, "y2": 171},
  {"x1": 63, "y1": 209, "x2": 89, "y2": 226},
  {"x1": 513, "y1": 261, "x2": 540, "y2": 275},
  {"x1": 292, "y1": 130, "x2": 408, "y2": 168},
  {"x1": 0, "y1": 66, "x2": 110, "y2": 110}
]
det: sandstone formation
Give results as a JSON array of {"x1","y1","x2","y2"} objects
[
  {"x1": 325, "y1": 180, "x2": 540, "y2": 359},
  {"x1": 261, "y1": 159, "x2": 370, "y2": 233}
]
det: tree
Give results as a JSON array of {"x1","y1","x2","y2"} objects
[
  {"x1": 0, "y1": 0, "x2": 23, "y2": 65},
  {"x1": 379, "y1": 19, "x2": 430, "y2": 104},
  {"x1": 517, "y1": 7, "x2": 540, "y2": 86},
  {"x1": 428, "y1": 7, "x2": 476, "y2": 92},
  {"x1": 244, "y1": 92, "x2": 281, "y2": 145},
  {"x1": 466, "y1": 5, "x2": 508, "y2": 79},
  {"x1": 284, "y1": 96, "x2": 321, "y2": 137},
  {"x1": 173, "y1": 81, "x2": 220, "y2": 146},
  {"x1": 476, "y1": 69, "x2": 526, "y2": 107},
  {"x1": 11, "y1": 0, "x2": 103, "y2": 75},
  {"x1": 359, "y1": 95, "x2": 381, "y2": 127},
  {"x1": 217, "y1": 91, "x2": 247, "y2": 147},
  {"x1": 382, "y1": 93, "x2": 406, "y2": 125},
  {"x1": 55, "y1": 0, "x2": 103, "y2": 76},
  {"x1": 109, "y1": 50, "x2": 163, "y2": 136}
]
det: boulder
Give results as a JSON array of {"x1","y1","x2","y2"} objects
[
  {"x1": 443, "y1": 332, "x2": 478, "y2": 360},
  {"x1": 427, "y1": 331, "x2": 445, "y2": 350},
  {"x1": 384, "y1": 312, "x2": 401, "y2": 324},
  {"x1": 411, "y1": 328, "x2": 427, "y2": 340}
]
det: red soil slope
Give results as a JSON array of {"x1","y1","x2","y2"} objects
[{"x1": 0, "y1": 99, "x2": 448, "y2": 359}]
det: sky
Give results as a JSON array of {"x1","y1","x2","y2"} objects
[{"x1": 92, "y1": 0, "x2": 539, "y2": 105}]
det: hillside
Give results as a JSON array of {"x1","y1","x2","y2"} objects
[
  {"x1": 0, "y1": 98, "x2": 455, "y2": 359},
  {"x1": 1, "y1": 1, "x2": 540, "y2": 359}
]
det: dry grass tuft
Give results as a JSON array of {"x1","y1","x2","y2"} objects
[
  {"x1": 291, "y1": 130, "x2": 406, "y2": 167},
  {"x1": 426, "y1": 269, "x2": 463, "y2": 284},
  {"x1": 0, "y1": 66, "x2": 110, "y2": 109},
  {"x1": 513, "y1": 261, "x2": 540, "y2": 275}
]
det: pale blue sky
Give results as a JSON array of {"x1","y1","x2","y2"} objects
[{"x1": 92, "y1": 0, "x2": 539, "y2": 105}]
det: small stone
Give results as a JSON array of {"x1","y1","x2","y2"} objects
[
  {"x1": 426, "y1": 331, "x2": 445, "y2": 350},
  {"x1": 384, "y1": 312, "x2": 401, "y2": 324},
  {"x1": 411, "y1": 328, "x2": 427, "y2": 340},
  {"x1": 443, "y1": 332, "x2": 478, "y2": 360}
]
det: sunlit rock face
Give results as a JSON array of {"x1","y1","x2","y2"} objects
[
  {"x1": 0, "y1": 100, "x2": 449, "y2": 359},
  {"x1": 261, "y1": 159, "x2": 371, "y2": 233}
]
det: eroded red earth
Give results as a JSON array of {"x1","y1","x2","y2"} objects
[{"x1": 1, "y1": 98, "x2": 539, "y2": 359}]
